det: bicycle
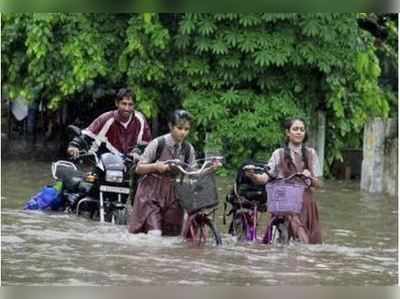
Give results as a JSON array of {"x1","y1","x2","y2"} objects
[
  {"x1": 226, "y1": 162, "x2": 312, "y2": 245},
  {"x1": 165, "y1": 156, "x2": 224, "y2": 246},
  {"x1": 225, "y1": 163, "x2": 268, "y2": 243}
]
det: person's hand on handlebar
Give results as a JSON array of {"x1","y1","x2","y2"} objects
[
  {"x1": 299, "y1": 169, "x2": 321, "y2": 188},
  {"x1": 302, "y1": 169, "x2": 312, "y2": 178},
  {"x1": 127, "y1": 151, "x2": 141, "y2": 163},
  {"x1": 154, "y1": 161, "x2": 170, "y2": 174},
  {"x1": 244, "y1": 167, "x2": 270, "y2": 185},
  {"x1": 244, "y1": 169, "x2": 258, "y2": 181},
  {"x1": 244, "y1": 168, "x2": 255, "y2": 176},
  {"x1": 67, "y1": 146, "x2": 80, "y2": 159},
  {"x1": 210, "y1": 158, "x2": 223, "y2": 171}
]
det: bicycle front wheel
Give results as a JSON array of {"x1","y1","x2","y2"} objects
[
  {"x1": 204, "y1": 218, "x2": 222, "y2": 246},
  {"x1": 271, "y1": 218, "x2": 290, "y2": 245},
  {"x1": 232, "y1": 211, "x2": 252, "y2": 242},
  {"x1": 183, "y1": 214, "x2": 222, "y2": 246}
]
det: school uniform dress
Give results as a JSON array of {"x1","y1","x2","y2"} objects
[
  {"x1": 264, "y1": 144, "x2": 322, "y2": 244},
  {"x1": 128, "y1": 133, "x2": 196, "y2": 236}
]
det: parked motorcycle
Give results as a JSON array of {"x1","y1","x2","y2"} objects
[{"x1": 52, "y1": 125, "x2": 132, "y2": 224}]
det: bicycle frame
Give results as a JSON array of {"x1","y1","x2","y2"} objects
[
  {"x1": 165, "y1": 156, "x2": 223, "y2": 176},
  {"x1": 231, "y1": 182, "x2": 262, "y2": 242},
  {"x1": 227, "y1": 162, "x2": 270, "y2": 243}
]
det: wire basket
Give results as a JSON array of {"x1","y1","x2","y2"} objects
[
  {"x1": 175, "y1": 173, "x2": 218, "y2": 214},
  {"x1": 265, "y1": 180, "x2": 305, "y2": 214}
]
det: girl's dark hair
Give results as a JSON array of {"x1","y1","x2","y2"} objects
[
  {"x1": 283, "y1": 118, "x2": 309, "y2": 171},
  {"x1": 169, "y1": 109, "x2": 193, "y2": 126},
  {"x1": 115, "y1": 88, "x2": 134, "y2": 102}
]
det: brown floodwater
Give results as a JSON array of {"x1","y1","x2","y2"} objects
[{"x1": 1, "y1": 159, "x2": 398, "y2": 285}]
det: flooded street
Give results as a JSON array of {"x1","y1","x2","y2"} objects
[{"x1": 1, "y1": 159, "x2": 398, "y2": 285}]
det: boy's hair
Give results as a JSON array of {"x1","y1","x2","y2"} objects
[
  {"x1": 115, "y1": 88, "x2": 134, "y2": 103},
  {"x1": 169, "y1": 109, "x2": 193, "y2": 126}
]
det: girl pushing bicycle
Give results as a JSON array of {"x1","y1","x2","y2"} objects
[
  {"x1": 246, "y1": 118, "x2": 323, "y2": 244},
  {"x1": 128, "y1": 110, "x2": 220, "y2": 237}
]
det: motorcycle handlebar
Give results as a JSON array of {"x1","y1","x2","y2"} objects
[
  {"x1": 72, "y1": 151, "x2": 133, "y2": 168},
  {"x1": 70, "y1": 151, "x2": 98, "y2": 165}
]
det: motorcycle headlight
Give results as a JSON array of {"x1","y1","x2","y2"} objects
[{"x1": 105, "y1": 170, "x2": 123, "y2": 183}]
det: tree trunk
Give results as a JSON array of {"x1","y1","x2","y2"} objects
[
  {"x1": 361, "y1": 118, "x2": 397, "y2": 196},
  {"x1": 308, "y1": 110, "x2": 326, "y2": 177},
  {"x1": 316, "y1": 111, "x2": 326, "y2": 176}
]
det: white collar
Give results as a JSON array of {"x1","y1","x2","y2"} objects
[
  {"x1": 288, "y1": 142, "x2": 302, "y2": 154},
  {"x1": 119, "y1": 114, "x2": 132, "y2": 128},
  {"x1": 165, "y1": 133, "x2": 182, "y2": 148}
]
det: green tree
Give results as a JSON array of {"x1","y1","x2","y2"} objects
[
  {"x1": 1, "y1": 13, "x2": 129, "y2": 109},
  {"x1": 172, "y1": 13, "x2": 394, "y2": 169},
  {"x1": 2, "y1": 13, "x2": 396, "y2": 172}
]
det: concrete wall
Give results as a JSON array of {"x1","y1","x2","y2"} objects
[{"x1": 361, "y1": 118, "x2": 398, "y2": 197}]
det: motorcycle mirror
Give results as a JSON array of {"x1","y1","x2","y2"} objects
[{"x1": 68, "y1": 125, "x2": 82, "y2": 137}]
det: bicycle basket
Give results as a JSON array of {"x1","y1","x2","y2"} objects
[
  {"x1": 265, "y1": 180, "x2": 305, "y2": 214},
  {"x1": 175, "y1": 173, "x2": 218, "y2": 214}
]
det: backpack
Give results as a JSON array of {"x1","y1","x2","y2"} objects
[
  {"x1": 129, "y1": 136, "x2": 191, "y2": 205},
  {"x1": 146, "y1": 136, "x2": 190, "y2": 166}
]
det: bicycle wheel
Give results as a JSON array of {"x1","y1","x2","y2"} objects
[
  {"x1": 232, "y1": 211, "x2": 249, "y2": 242},
  {"x1": 184, "y1": 214, "x2": 222, "y2": 246},
  {"x1": 182, "y1": 214, "x2": 201, "y2": 244},
  {"x1": 271, "y1": 218, "x2": 289, "y2": 245},
  {"x1": 203, "y1": 217, "x2": 222, "y2": 246},
  {"x1": 189, "y1": 218, "x2": 202, "y2": 245}
]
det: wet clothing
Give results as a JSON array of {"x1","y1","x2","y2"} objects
[
  {"x1": 264, "y1": 144, "x2": 322, "y2": 244},
  {"x1": 128, "y1": 134, "x2": 196, "y2": 236},
  {"x1": 69, "y1": 110, "x2": 152, "y2": 155}
]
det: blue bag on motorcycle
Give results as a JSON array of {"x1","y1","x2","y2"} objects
[{"x1": 24, "y1": 182, "x2": 63, "y2": 210}]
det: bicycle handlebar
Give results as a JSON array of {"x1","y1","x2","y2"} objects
[
  {"x1": 274, "y1": 172, "x2": 312, "y2": 187},
  {"x1": 243, "y1": 164, "x2": 312, "y2": 186},
  {"x1": 165, "y1": 156, "x2": 224, "y2": 176}
]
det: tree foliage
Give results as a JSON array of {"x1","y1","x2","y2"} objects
[{"x1": 2, "y1": 13, "x2": 397, "y2": 171}]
